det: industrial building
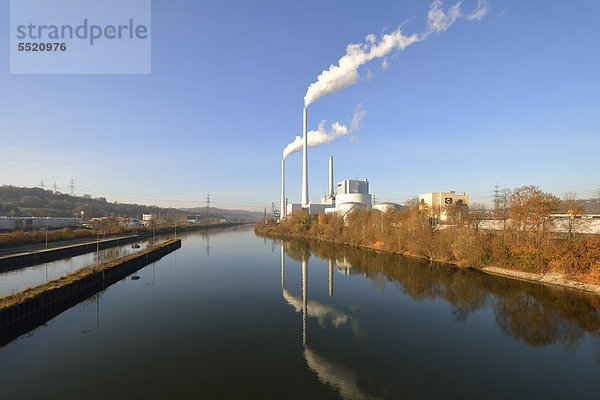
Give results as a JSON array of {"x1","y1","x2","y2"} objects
[
  {"x1": 372, "y1": 202, "x2": 403, "y2": 213},
  {"x1": 283, "y1": 155, "x2": 372, "y2": 217},
  {"x1": 325, "y1": 178, "x2": 372, "y2": 216},
  {"x1": 418, "y1": 191, "x2": 469, "y2": 221},
  {"x1": 280, "y1": 108, "x2": 373, "y2": 218},
  {"x1": 0, "y1": 217, "x2": 83, "y2": 232}
]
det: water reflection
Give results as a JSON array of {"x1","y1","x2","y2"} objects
[
  {"x1": 1, "y1": 227, "x2": 598, "y2": 398},
  {"x1": 81, "y1": 293, "x2": 100, "y2": 334},
  {"x1": 278, "y1": 236, "x2": 600, "y2": 353},
  {"x1": 304, "y1": 346, "x2": 380, "y2": 400},
  {"x1": 281, "y1": 243, "x2": 380, "y2": 399},
  {"x1": 200, "y1": 231, "x2": 211, "y2": 257}
]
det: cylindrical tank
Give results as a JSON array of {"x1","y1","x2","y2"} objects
[{"x1": 336, "y1": 193, "x2": 372, "y2": 207}]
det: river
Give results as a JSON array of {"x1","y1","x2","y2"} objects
[{"x1": 0, "y1": 226, "x2": 599, "y2": 399}]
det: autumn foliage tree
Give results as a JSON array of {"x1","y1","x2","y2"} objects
[
  {"x1": 256, "y1": 184, "x2": 600, "y2": 282},
  {"x1": 509, "y1": 185, "x2": 560, "y2": 241}
]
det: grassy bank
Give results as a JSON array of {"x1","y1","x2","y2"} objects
[
  {"x1": 0, "y1": 228, "x2": 94, "y2": 247},
  {"x1": 256, "y1": 204, "x2": 600, "y2": 287}
]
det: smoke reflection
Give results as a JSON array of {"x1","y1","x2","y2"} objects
[
  {"x1": 281, "y1": 242, "x2": 382, "y2": 399},
  {"x1": 274, "y1": 235, "x2": 600, "y2": 352}
]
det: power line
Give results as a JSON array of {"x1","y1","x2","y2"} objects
[{"x1": 69, "y1": 177, "x2": 75, "y2": 196}]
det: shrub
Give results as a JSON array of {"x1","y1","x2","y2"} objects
[{"x1": 62, "y1": 227, "x2": 75, "y2": 239}]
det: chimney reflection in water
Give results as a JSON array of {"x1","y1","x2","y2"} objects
[
  {"x1": 302, "y1": 257, "x2": 307, "y2": 346},
  {"x1": 281, "y1": 240, "x2": 285, "y2": 289},
  {"x1": 328, "y1": 259, "x2": 333, "y2": 297},
  {"x1": 280, "y1": 242, "x2": 339, "y2": 346}
]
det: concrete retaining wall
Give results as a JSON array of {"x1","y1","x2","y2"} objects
[
  {"x1": 0, "y1": 239, "x2": 181, "y2": 346},
  {"x1": 0, "y1": 235, "x2": 140, "y2": 272}
]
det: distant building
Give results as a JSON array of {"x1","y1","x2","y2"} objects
[
  {"x1": 0, "y1": 217, "x2": 82, "y2": 232},
  {"x1": 418, "y1": 191, "x2": 469, "y2": 221},
  {"x1": 330, "y1": 179, "x2": 372, "y2": 216},
  {"x1": 285, "y1": 179, "x2": 372, "y2": 217},
  {"x1": 283, "y1": 156, "x2": 372, "y2": 218},
  {"x1": 142, "y1": 214, "x2": 153, "y2": 221},
  {"x1": 372, "y1": 202, "x2": 403, "y2": 213}
]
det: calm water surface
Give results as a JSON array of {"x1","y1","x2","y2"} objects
[{"x1": 0, "y1": 226, "x2": 599, "y2": 399}]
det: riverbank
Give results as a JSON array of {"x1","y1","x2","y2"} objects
[
  {"x1": 479, "y1": 266, "x2": 600, "y2": 296},
  {"x1": 0, "y1": 239, "x2": 181, "y2": 343},
  {"x1": 256, "y1": 213, "x2": 600, "y2": 296},
  {"x1": 0, "y1": 221, "x2": 250, "y2": 249}
]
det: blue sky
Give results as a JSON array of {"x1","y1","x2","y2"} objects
[{"x1": 1, "y1": 0, "x2": 599, "y2": 211}]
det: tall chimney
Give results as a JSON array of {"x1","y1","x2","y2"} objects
[
  {"x1": 328, "y1": 156, "x2": 334, "y2": 197},
  {"x1": 301, "y1": 107, "x2": 309, "y2": 207},
  {"x1": 280, "y1": 159, "x2": 285, "y2": 220}
]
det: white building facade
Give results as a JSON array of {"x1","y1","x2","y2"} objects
[{"x1": 418, "y1": 191, "x2": 469, "y2": 221}]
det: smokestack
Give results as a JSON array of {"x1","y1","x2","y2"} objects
[
  {"x1": 328, "y1": 156, "x2": 334, "y2": 197},
  {"x1": 301, "y1": 107, "x2": 309, "y2": 207},
  {"x1": 281, "y1": 159, "x2": 285, "y2": 220}
]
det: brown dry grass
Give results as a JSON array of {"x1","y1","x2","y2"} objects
[{"x1": 0, "y1": 228, "x2": 94, "y2": 247}]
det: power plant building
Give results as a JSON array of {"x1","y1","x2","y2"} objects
[
  {"x1": 372, "y1": 202, "x2": 402, "y2": 213},
  {"x1": 281, "y1": 107, "x2": 372, "y2": 218},
  {"x1": 327, "y1": 179, "x2": 372, "y2": 216},
  {"x1": 418, "y1": 191, "x2": 469, "y2": 221},
  {"x1": 283, "y1": 154, "x2": 373, "y2": 217}
]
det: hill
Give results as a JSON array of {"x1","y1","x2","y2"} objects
[
  {"x1": 579, "y1": 198, "x2": 600, "y2": 214},
  {"x1": 0, "y1": 185, "x2": 185, "y2": 219},
  {"x1": 180, "y1": 207, "x2": 262, "y2": 222},
  {"x1": 0, "y1": 185, "x2": 262, "y2": 222}
]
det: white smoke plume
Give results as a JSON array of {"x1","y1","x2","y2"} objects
[
  {"x1": 425, "y1": 0, "x2": 462, "y2": 35},
  {"x1": 303, "y1": 0, "x2": 487, "y2": 107},
  {"x1": 303, "y1": 29, "x2": 420, "y2": 107},
  {"x1": 282, "y1": 107, "x2": 365, "y2": 159},
  {"x1": 466, "y1": 0, "x2": 489, "y2": 21},
  {"x1": 350, "y1": 104, "x2": 366, "y2": 131},
  {"x1": 282, "y1": 121, "x2": 348, "y2": 159}
]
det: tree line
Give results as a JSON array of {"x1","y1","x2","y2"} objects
[
  {"x1": 0, "y1": 185, "x2": 184, "y2": 219},
  {"x1": 256, "y1": 185, "x2": 600, "y2": 284}
]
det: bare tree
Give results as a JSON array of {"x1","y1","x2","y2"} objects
[{"x1": 467, "y1": 202, "x2": 488, "y2": 231}]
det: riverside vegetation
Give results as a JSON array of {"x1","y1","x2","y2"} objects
[
  {"x1": 0, "y1": 217, "x2": 244, "y2": 249},
  {"x1": 0, "y1": 228, "x2": 94, "y2": 247},
  {"x1": 256, "y1": 185, "x2": 600, "y2": 285}
]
